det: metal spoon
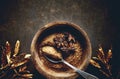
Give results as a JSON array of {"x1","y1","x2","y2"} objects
[{"x1": 45, "y1": 55, "x2": 99, "y2": 79}]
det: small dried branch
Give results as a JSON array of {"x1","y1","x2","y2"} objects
[
  {"x1": 13, "y1": 73, "x2": 33, "y2": 79},
  {"x1": 11, "y1": 54, "x2": 30, "y2": 68},
  {"x1": 90, "y1": 45, "x2": 113, "y2": 79},
  {"x1": 19, "y1": 65, "x2": 27, "y2": 72},
  {"x1": 90, "y1": 59, "x2": 101, "y2": 69},
  {"x1": 0, "y1": 40, "x2": 32, "y2": 79},
  {"x1": 99, "y1": 69, "x2": 110, "y2": 77}
]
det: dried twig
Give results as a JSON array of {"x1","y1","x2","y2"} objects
[
  {"x1": 0, "y1": 40, "x2": 32, "y2": 79},
  {"x1": 90, "y1": 45, "x2": 113, "y2": 79}
]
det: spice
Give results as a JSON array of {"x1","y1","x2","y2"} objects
[
  {"x1": 41, "y1": 46, "x2": 62, "y2": 60},
  {"x1": 39, "y1": 32, "x2": 82, "y2": 72},
  {"x1": 90, "y1": 45, "x2": 112, "y2": 78},
  {"x1": 53, "y1": 32, "x2": 76, "y2": 55},
  {"x1": 0, "y1": 40, "x2": 32, "y2": 79}
]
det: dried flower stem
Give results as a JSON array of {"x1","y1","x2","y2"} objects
[
  {"x1": 90, "y1": 45, "x2": 113, "y2": 78},
  {"x1": 0, "y1": 40, "x2": 32, "y2": 79}
]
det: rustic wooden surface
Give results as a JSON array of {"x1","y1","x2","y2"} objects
[{"x1": 0, "y1": 0, "x2": 120, "y2": 79}]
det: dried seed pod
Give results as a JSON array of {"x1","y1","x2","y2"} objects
[
  {"x1": 11, "y1": 59, "x2": 28, "y2": 68},
  {"x1": 97, "y1": 46, "x2": 107, "y2": 64},
  {"x1": 98, "y1": 46, "x2": 105, "y2": 56},
  {"x1": 90, "y1": 45, "x2": 113, "y2": 79},
  {"x1": 90, "y1": 59, "x2": 101, "y2": 69},
  {"x1": 106, "y1": 49, "x2": 112, "y2": 63},
  {"x1": 19, "y1": 66, "x2": 27, "y2": 72},
  {"x1": 14, "y1": 40, "x2": 20, "y2": 57},
  {"x1": 0, "y1": 40, "x2": 32, "y2": 79},
  {"x1": 20, "y1": 74, "x2": 33, "y2": 78},
  {"x1": 11, "y1": 54, "x2": 30, "y2": 68},
  {"x1": 99, "y1": 70, "x2": 110, "y2": 77},
  {"x1": 13, "y1": 73, "x2": 33, "y2": 79},
  {"x1": 5, "y1": 41, "x2": 12, "y2": 64},
  {"x1": 92, "y1": 57, "x2": 99, "y2": 61},
  {"x1": 41, "y1": 46, "x2": 62, "y2": 60}
]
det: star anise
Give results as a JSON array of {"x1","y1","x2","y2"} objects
[
  {"x1": 53, "y1": 32, "x2": 76, "y2": 53},
  {"x1": 53, "y1": 32, "x2": 77, "y2": 58}
]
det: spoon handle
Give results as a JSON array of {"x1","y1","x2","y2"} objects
[{"x1": 62, "y1": 59, "x2": 99, "y2": 79}]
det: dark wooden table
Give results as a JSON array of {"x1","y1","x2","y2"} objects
[{"x1": 0, "y1": 0, "x2": 120, "y2": 79}]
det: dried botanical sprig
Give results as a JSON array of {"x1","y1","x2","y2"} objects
[
  {"x1": 90, "y1": 45, "x2": 113, "y2": 78},
  {"x1": 5, "y1": 41, "x2": 12, "y2": 64},
  {"x1": 99, "y1": 69, "x2": 110, "y2": 78},
  {"x1": 14, "y1": 40, "x2": 20, "y2": 57},
  {"x1": 19, "y1": 65, "x2": 27, "y2": 72},
  {"x1": 90, "y1": 59, "x2": 101, "y2": 69},
  {"x1": 13, "y1": 73, "x2": 33, "y2": 79},
  {"x1": 11, "y1": 54, "x2": 31, "y2": 68},
  {"x1": 106, "y1": 49, "x2": 112, "y2": 63},
  {"x1": 97, "y1": 46, "x2": 106, "y2": 64},
  {"x1": 0, "y1": 40, "x2": 32, "y2": 79}
]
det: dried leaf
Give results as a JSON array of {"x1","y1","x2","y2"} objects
[
  {"x1": 97, "y1": 53, "x2": 104, "y2": 63},
  {"x1": 99, "y1": 69, "x2": 110, "y2": 77},
  {"x1": 24, "y1": 54, "x2": 31, "y2": 59},
  {"x1": 0, "y1": 40, "x2": 32, "y2": 79},
  {"x1": 1, "y1": 48, "x2": 7, "y2": 67},
  {"x1": 14, "y1": 40, "x2": 20, "y2": 57},
  {"x1": 13, "y1": 73, "x2": 33, "y2": 79},
  {"x1": 90, "y1": 59, "x2": 101, "y2": 69},
  {"x1": 92, "y1": 57, "x2": 99, "y2": 61},
  {"x1": 106, "y1": 49, "x2": 112, "y2": 63},
  {"x1": 98, "y1": 46, "x2": 104, "y2": 56},
  {"x1": 11, "y1": 59, "x2": 28, "y2": 68},
  {"x1": 19, "y1": 66, "x2": 27, "y2": 72},
  {"x1": 21, "y1": 74, "x2": 33, "y2": 78},
  {"x1": 97, "y1": 46, "x2": 107, "y2": 64},
  {"x1": 19, "y1": 70, "x2": 30, "y2": 74},
  {"x1": 91, "y1": 45, "x2": 113, "y2": 78},
  {"x1": 5, "y1": 41, "x2": 12, "y2": 64},
  {"x1": 11, "y1": 54, "x2": 30, "y2": 68}
]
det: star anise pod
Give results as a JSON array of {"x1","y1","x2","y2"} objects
[
  {"x1": 53, "y1": 32, "x2": 77, "y2": 58},
  {"x1": 53, "y1": 32, "x2": 76, "y2": 53}
]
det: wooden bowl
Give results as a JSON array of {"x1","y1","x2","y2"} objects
[{"x1": 31, "y1": 21, "x2": 92, "y2": 79}]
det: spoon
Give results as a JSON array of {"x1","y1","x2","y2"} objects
[
  {"x1": 45, "y1": 55, "x2": 99, "y2": 79},
  {"x1": 41, "y1": 46, "x2": 99, "y2": 79}
]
